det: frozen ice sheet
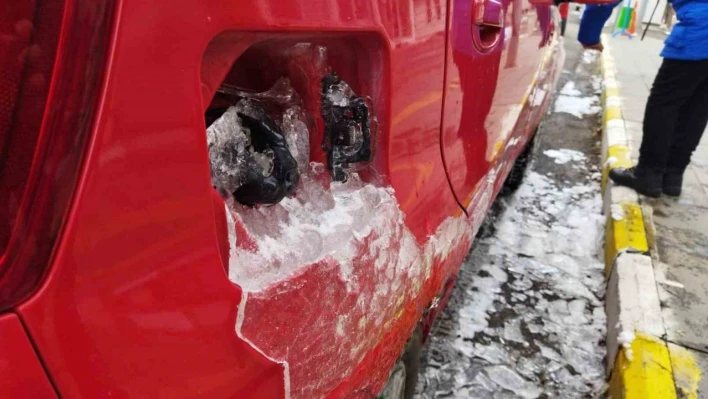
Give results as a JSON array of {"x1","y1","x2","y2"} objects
[
  {"x1": 226, "y1": 164, "x2": 473, "y2": 399},
  {"x1": 417, "y1": 166, "x2": 607, "y2": 398}
]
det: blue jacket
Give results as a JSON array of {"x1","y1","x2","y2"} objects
[{"x1": 577, "y1": 0, "x2": 708, "y2": 60}]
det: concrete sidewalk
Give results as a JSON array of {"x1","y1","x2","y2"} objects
[{"x1": 606, "y1": 27, "x2": 708, "y2": 396}]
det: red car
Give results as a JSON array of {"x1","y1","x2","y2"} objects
[{"x1": 1, "y1": 0, "x2": 577, "y2": 398}]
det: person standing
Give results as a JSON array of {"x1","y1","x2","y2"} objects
[
  {"x1": 579, "y1": 0, "x2": 708, "y2": 197},
  {"x1": 576, "y1": 0, "x2": 621, "y2": 51}
]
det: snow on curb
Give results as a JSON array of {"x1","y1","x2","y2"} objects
[
  {"x1": 599, "y1": 36, "x2": 682, "y2": 399},
  {"x1": 604, "y1": 254, "x2": 663, "y2": 371}
]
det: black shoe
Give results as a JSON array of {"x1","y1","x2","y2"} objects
[
  {"x1": 608, "y1": 167, "x2": 662, "y2": 198},
  {"x1": 662, "y1": 169, "x2": 684, "y2": 197}
]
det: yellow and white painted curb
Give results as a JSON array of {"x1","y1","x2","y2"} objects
[{"x1": 600, "y1": 37, "x2": 701, "y2": 399}]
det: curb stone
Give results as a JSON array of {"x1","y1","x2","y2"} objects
[{"x1": 598, "y1": 36, "x2": 698, "y2": 399}]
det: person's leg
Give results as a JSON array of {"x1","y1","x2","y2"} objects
[
  {"x1": 663, "y1": 62, "x2": 708, "y2": 195},
  {"x1": 638, "y1": 59, "x2": 704, "y2": 172},
  {"x1": 610, "y1": 58, "x2": 704, "y2": 197},
  {"x1": 577, "y1": 1, "x2": 620, "y2": 50}
]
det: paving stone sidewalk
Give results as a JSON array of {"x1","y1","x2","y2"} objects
[{"x1": 606, "y1": 25, "x2": 708, "y2": 396}]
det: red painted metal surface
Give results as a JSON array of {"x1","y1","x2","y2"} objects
[
  {"x1": 9, "y1": 0, "x2": 564, "y2": 398},
  {"x1": 441, "y1": 0, "x2": 558, "y2": 213},
  {"x1": 0, "y1": 313, "x2": 58, "y2": 399}
]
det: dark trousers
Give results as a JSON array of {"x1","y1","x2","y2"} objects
[{"x1": 639, "y1": 58, "x2": 708, "y2": 173}]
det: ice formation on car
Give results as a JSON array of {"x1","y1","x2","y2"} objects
[
  {"x1": 205, "y1": 45, "x2": 476, "y2": 398},
  {"x1": 321, "y1": 72, "x2": 377, "y2": 182},
  {"x1": 206, "y1": 105, "x2": 251, "y2": 194},
  {"x1": 207, "y1": 74, "x2": 319, "y2": 206},
  {"x1": 224, "y1": 174, "x2": 473, "y2": 398},
  {"x1": 206, "y1": 98, "x2": 300, "y2": 205},
  {"x1": 221, "y1": 142, "x2": 475, "y2": 398}
]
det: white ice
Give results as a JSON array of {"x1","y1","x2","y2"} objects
[
  {"x1": 485, "y1": 365, "x2": 542, "y2": 398},
  {"x1": 543, "y1": 148, "x2": 586, "y2": 165},
  {"x1": 206, "y1": 96, "x2": 310, "y2": 194},
  {"x1": 582, "y1": 50, "x2": 599, "y2": 65},
  {"x1": 206, "y1": 106, "x2": 252, "y2": 193},
  {"x1": 560, "y1": 81, "x2": 582, "y2": 97},
  {"x1": 227, "y1": 169, "x2": 403, "y2": 293},
  {"x1": 223, "y1": 112, "x2": 473, "y2": 399},
  {"x1": 554, "y1": 95, "x2": 602, "y2": 118},
  {"x1": 417, "y1": 146, "x2": 607, "y2": 398},
  {"x1": 618, "y1": 330, "x2": 636, "y2": 361},
  {"x1": 611, "y1": 203, "x2": 625, "y2": 221}
]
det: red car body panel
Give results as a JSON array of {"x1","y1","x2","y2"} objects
[
  {"x1": 2, "y1": 0, "x2": 568, "y2": 398},
  {"x1": 0, "y1": 314, "x2": 58, "y2": 399}
]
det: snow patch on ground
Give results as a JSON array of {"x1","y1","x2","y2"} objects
[
  {"x1": 543, "y1": 149, "x2": 586, "y2": 165},
  {"x1": 417, "y1": 153, "x2": 607, "y2": 398},
  {"x1": 554, "y1": 95, "x2": 601, "y2": 119},
  {"x1": 582, "y1": 50, "x2": 599, "y2": 65},
  {"x1": 560, "y1": 82, "x2": 582, "y2": 96},
  {"x1": 553, "y1": 79, "x2": 601, "y2": 119},
  {"x1": 592, "y1": 75, "x2": 603, "y2": 94}
]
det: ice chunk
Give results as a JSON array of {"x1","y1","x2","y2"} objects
[
  {"x1": 566, "y1": 299, "x2": 589, "y2": 324},
  {"x1": 206, "y1": 106, "x2": 251, "y2": 193},
  {"x1": 484, "y1": 264, "x2": 508, "y2": 283},
  {"x1": 251, "y1": 148, "x2": 274, "y2": 177},
  {"x1": 281, "y1": 106, "x2": 310, "y2": 173},
  {"x1": 538, "y1": 344, "x2": 562, "y2": 362},
  {"x1": 215, "y1": 77, "x2": 311, "y2": 175},
  {"x1": 484, "y1": 365, "x2": 541, "y2": 398},
  {"x1": 472, "y1": 371, "x2": 499, "y2": 392},
  {"x1": 543, "y1": 149, "x2": 586, "y2": 165},
  {"x1": 473, "y1": 342, "x2": 508, "y2": 364},
  {"x1": 325, "y1": 81, "x2": 354, "y2": 107},
  {"x1": 561, "y1": 344, "x2": 604, "y2": 378},
  {"x1": 208, "y1": 79, "x2": 306, "y2": 205},
  {"x1": 218, "y1": 77, "x2": 300, "y2": 108},
  {"x1": 503, "y1": 318, "x2": 527, "y2": 344},
  {"x1": 547, "y1": 300, "x2": 575, "y2": 325},
  {"x1": 229, "y1": 101, "x2": 299, "y2": 205}
]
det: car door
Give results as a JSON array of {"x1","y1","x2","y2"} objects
[{"x1": 441, "y1": 0, "x2": 555, "y2": 215}]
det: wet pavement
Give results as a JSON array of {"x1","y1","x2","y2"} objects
[{"x1": 414, "y1": 26, "x2": 610, "y2": 399}]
